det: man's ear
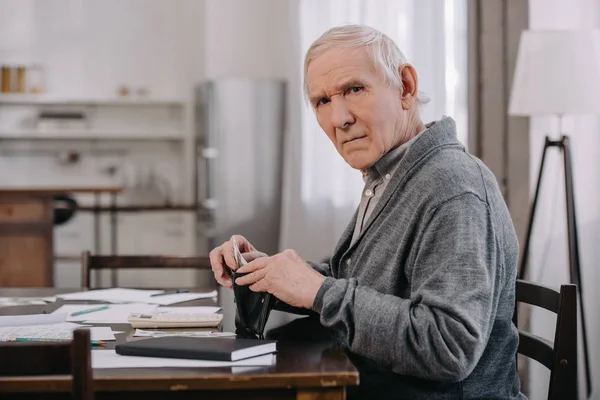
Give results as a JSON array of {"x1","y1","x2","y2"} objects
[{"x1": 398, "y1": 64, "x2": 419, "y2": 109}]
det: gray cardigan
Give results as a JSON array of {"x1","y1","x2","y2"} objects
[{"x1": 310, "y1": 117, "x2": 524, "y2": 399}]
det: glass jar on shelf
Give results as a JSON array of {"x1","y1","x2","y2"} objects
[
  {"x1": 28, "y1": 64, "x2": 45, "y2": 94},
  {"x1": 1, "y1": 65, "x2": 11, "y2": 93},
  {"x1": 16, "y1": 66, "x2": 26, "y2": 93}
]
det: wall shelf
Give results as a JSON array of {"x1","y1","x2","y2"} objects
[
  {"x1": 0, "y1": 130, "x2": 185, "y2": 141},
  {"x1": 0, "y1": 94, "x2": 186, "y2": 107}
]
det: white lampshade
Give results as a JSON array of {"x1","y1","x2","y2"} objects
[{"x1": 509, "y1": 29, "x2": 600, "y2": 116}]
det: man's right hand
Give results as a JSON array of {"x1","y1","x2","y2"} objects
[{"x1": 208, "y1": 235, "x2": 267, "y2": 288}]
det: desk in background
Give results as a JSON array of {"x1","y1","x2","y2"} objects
[
  {"x1": 0, "y1": 288, "x2": 359, "y2": 399},
  {"x1": 0, "y1": 186, "x2": 122, "y2": 287}
]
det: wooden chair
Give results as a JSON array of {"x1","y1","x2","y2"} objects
[
  {"x1": 514, "y1": 279, "x2": 577, "y2": 400},
  {"x1": 81, "y1": 250, "x2": 213, "y2": 289},
  {"x1": 0, "y1": 329, "x2": 93, "y2": 400}
]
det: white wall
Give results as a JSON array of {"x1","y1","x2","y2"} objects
[
  {"x1": 203, "y1": 0, "x2": 295, "y2": 80},
  {"x1": 0, "y1": 0, "x2": 300, "y2": 329},
  {"x1": 527, "y1": 1, "x2": 600, "y2": 399},
  {"x1": 0, "y1": 0, "x2": 299, "y2": 292}
]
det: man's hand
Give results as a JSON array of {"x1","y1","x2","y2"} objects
[
  {"x1": 234, "y1": 249, "x2": 327, "y2": 309},
  {"x1": 208, "y1": 235, "x2": 267, "y2": 288}
]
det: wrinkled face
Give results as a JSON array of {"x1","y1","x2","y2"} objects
[{"x1": 306, "y1": 46, "x2": 413, "y2": 170}]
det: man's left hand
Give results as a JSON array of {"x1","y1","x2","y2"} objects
[{"x1": 234, "y1": 249, "x2": 326, "y2": 309}]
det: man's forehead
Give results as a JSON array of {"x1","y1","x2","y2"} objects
[{"x1": 307, "y1": 47, "x2": 376, "y2": 94}]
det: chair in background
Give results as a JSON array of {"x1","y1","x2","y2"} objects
[
  {"x1": 514, "y1": 279, "x2": 577, "y2": 400},
  {"x1": 80, "y1": 250, "x2": 214, "y2": 289},
  {"x1": 0, "y1": 329, "x2": 93, "y2": 400}
]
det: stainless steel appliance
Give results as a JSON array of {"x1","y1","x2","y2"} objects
[{"x1": 194, "y1": 79, "x2": 286, "y2": 257}]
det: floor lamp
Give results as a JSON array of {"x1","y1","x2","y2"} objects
[{"x1": 509, "y1": 29, "x2": 600, "y2": 398}]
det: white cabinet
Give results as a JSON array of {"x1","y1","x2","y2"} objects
[
  {"x1": 53, "y1": 210, "x2": 197, "y2": 256},
  {"x1": 54, "y1": 210, "x2": 199, "y2": 288}
]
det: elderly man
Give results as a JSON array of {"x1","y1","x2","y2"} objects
[{"x1": 210, "y1": 24, "x2": 524, "y2": 399}]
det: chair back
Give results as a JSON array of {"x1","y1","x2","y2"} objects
[
  {"x1": 514, "y1": 279, "x2": 577, "y2": 400},
  {"x1": 0, "y1": 329, "x2": 94, "y2": 400},
  {"x1": 81, "y1": 251, "x2": 213, "y2": 289}
]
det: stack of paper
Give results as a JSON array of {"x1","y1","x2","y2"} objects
[
  {"x1": 0, "y1": 313, "x2": 66, "y2": 327},
  {"x1": 52, "y1": 303, "x2": 158, "y2": 323},
  {"x1": 0, "y1": 323, "x2": 117, "y2": 342},
  {"x1": 134, "y1": 329, "x2": 235, "y2": 338},
  {"x1": 0, "y1": 297, "x2": 56, "y2": 308},
  {"x1": 0, "y1": 312, "x2": 119, "y2": 342},
  {"x1": 57, "y1": 288, "x2": 218, "y2": 305},
  {"x1": 156, "y1": 306, "x2": 221, "y2": 314}
]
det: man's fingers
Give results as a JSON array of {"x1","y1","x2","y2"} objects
[
  {"x1": 215, "y1": 273, "x2": 232, "y2": 288},
  {"x1": 235, "y1": 268, "x2": 268, "y2": 286},
  {"x1": 232, "y1": 234, "x2": 255, "y2": 253},
  {"x1": 222, "y1": 241, "x2": 239, "y2": 271},
  {"x1": 242, "y1": 251, "x2": 268, "y2": 263},
  {"x1": 248, "y1": 282, "x2": 265, "y2": 292},
  {"x1": 208, "y1": 243, "x2": 236, "y2": 288},
  {"x1": 236, "y1": 256, "x2": 269, "y2": 274}
]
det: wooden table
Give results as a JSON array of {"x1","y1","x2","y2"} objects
[
  {"x1": 0, "y1": 288, "x2": 359, "y2": 399},
  {"x1": 0, "y1": 186, "x2": 122, "y2": 287}
]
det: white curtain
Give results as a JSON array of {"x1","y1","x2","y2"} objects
[{"x1": 280, "y1": 0, "x2": 468, "y2": 262}]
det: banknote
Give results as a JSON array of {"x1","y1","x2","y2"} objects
[{"x1": 232, "y1": 237, "x2": 248, "y2": 269}]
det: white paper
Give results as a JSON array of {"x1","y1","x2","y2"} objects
[
  {"x1": 156, "y1": 306, "x2": 221, "y2": 314},
  {"x1": 42, "y1": 297, "x2": 57, "y2": 303},
  {"x1": 57, "y1": 288, "x2": 218, "y2": 305},
  {"x1": 0, "y1": 323, "x2": 117, "y2": 342},
  {"x1": 143, "y1": 292, "x2": 219, "y2": 306},
  {"x1": 134, "y1": 329, "x2": 236, "y2": 338},
  {"x1": 0, "y1": 297, "x2": 56, "y2": 307},
  {"x1": 0, "y1": 322, "x2": 82, "y2": 340},
  {"x1": 88, "y1": 327, "x2": 116, "y2": 341},
  {"x1": 53, "y1": 303, "x2": 157, "y2": 323},
  {"x1": 92, "y1": 350, "x2": 276, "y2": 369},
  {"x1": 0, "y1": 313, "x2": 66, "y2": 327},
  {"x1": 56, "y1": 288, "x2": 162, "y2": 302}
]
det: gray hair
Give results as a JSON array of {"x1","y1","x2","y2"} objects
[{"x1": 303, "y1": 24, "x2": 429, "y2": 105}]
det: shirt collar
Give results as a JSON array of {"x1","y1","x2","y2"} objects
[{"x1": 363, "y1": 122, "x2": 434, "y2": 182}]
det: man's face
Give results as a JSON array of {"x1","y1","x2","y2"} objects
[{"x1": 307, "y1": 46, "x2": 411, "y2": 170}]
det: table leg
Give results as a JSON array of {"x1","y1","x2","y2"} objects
[
  {"x1": 296, "y1": 387, "x2": 346, "y2": 400},
  {"x1": 94, "y1": 193, "x2": 101, "y2": 287},
  {"x1": 110, "y1": 192, "x2": 118, "y2": 287}
]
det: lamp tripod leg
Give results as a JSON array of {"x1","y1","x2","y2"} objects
[
  {"x1": 562, "y1": 136, "x2": 592, "y2": 397},
  {"x1": 519, "y1": 137, "x2": 551, "y2": 280}
]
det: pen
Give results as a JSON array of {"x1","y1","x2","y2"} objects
[
  {"x1": 150, "y1": 289, "x2": 190, "y2": 297},
  {"x1": 12, "y1": 338, "x2": 106, "y2": 346},
  {"x1": 69, "y1": 305, "x2": 109, "y2": 317}
]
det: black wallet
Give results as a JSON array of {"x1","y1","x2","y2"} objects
[{"x1": 228, "y1": 269, "x2": 276, "y2": 339}]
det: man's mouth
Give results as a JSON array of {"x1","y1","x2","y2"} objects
[{"x1": 343, "y1": 135, "x2": 367, "y2": 144}]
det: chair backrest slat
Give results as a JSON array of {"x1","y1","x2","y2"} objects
[
  {"x1": 518, "y1": 331, "x2": 554, "y2": 369},
  {"x1": 81, "y1": 251, "x2": 213, "y2": 289},
  {"x1": 515, "y1": 280, "x2": 560, "y2": 313},
  {"x1": 514, "y1": 279, "x2": 577, "y2": 400},
  {"x1": 0, "y1": 342, "x2": 71, "y2": 376},
  {"x1": 0, "y1": 329, "x2": 94, "y2": 400},
  {"x1": 88, "y1": 255, "x2": 211, "y2": 269}
]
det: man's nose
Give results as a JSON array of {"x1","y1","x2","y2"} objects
[{"x1": 330, "y1": 98, "x2": 355, "y2": 129}]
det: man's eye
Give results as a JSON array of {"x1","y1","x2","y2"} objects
[
  {"x1": 317, "y1": 98, "x2": 330, "y2": 106},
  {"x1": 347, "y1": 86, "x2": 363, "y2": 94}
]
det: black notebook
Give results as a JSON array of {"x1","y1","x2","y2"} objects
[{"x1": 115, "y1": 336, "x2": 277, "y2": 362}]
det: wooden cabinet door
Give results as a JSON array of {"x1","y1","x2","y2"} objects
[{"x1": 0, "y1": 195, "x2": 53, "y2": 287}]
